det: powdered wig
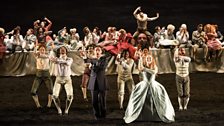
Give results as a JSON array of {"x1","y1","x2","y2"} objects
[
  {"x1": 181, "y1": 24, "x2": 187, "y2": 29},
  {"x1": 167, "y1": 24, "x2": 175, "y2": 31},
  {"x1": 70, "y1": 28, "x2": 77, "y2": 33}
]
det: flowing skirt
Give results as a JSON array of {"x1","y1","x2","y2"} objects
[{"x1": 123, "y1": 79, "x2": 175, "y2": 123}]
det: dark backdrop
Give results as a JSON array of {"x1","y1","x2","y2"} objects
[{"x1": 0, "y1": 0, "x2": 223, "y2": 39}]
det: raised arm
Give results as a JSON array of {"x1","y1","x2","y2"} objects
[
  {"x1": 173, "y1": 48, "x2": 191, "y2": 62},
  {"x1": 147, "y1": 13, "x2": 159, "y2": 21},
  {"x1": 44, "y1": 17, "x2": 52, "y2": 31},
  {"x1": 138, "y1": 56, "x2": 144, "y2": 71},
  {"x1": 173, "y1": 48, "x2": 179, "y2": 62},
  {"x1": 117, "y1": 58, "x2": 134, "y2": 69},
  {"x1": 133, "y1": 6, "x2": 141, "y2": 19},
  {"x1": 182, "y1": 55, "x2": 191, "y2": 62},
  {"x1": 218, "y1": 31, "x2": 224, "y2": 41},
  {"x1": 115, "y1": 53, "x2": 121, "y2": 65},
  {"x1": 57, "y1": 58, "x2": 73, "y2": 66},
  {"x1": 33, "y1": 20, "x2": 40, "y2": 28}
]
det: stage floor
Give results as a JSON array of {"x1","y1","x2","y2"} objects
[{"x1": 0, "y1": 73, "x2": 224, "y2": 126}]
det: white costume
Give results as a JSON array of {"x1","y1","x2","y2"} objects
[
  {"x1": 52, "y1": 54, "x2": 73, "y2": 115},
  {"x1": 124, "y1": 67, "x2": 175, "y2": 123}
]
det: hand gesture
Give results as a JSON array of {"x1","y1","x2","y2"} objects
[
  {"x1": 137, "y1": 6, "x2": 141, "y2": 11},
  {"x1": 50, "y1": 57, "x2": 57, "y2": 62},
  {"x1": 116, "y1": 53, "x2": 121, "y2": 62},
  {"x1": 139, "y1": 65, "x2": 144, "y2": 72},
  {"x1": 86, "y1": 63, "x2": 91, "y2": 67},
  {"x1": 88, "y1": 63, "x2": 92, "y2": 69}
]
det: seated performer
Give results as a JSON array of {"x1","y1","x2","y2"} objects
[
  {"x1": 158, "y1": 24, "x2": 179, "y2": 49},
  {"x1": 204, "y1": 24, "x2": 223, "y2": 61},
  {"x1": 191, "y1": 24, "x2": 208, "y2": 62},
  {"x1": 102, "y1": 29, "x2": 136, "y2": 59},
  {"x1": 133, "y1": 6, "x2": 159, "y2": 48},
  {"x1": 0, "y1": 27, "x2": 6, "y2": 63},
  {"x1": 123, "y1": 54, "x2": 175, "y2": 123}
]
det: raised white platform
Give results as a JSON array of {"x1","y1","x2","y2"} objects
[{"x1": 1, "y1": 48, "x2": 224, "y2": 76}]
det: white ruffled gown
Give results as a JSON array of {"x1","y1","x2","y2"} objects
[{"x1": 123, "y1": 68, "x2": 175, "y2": 123}]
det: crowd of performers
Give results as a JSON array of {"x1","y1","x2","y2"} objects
[
  {"x1": 0, "y1": 7, "x2": 224, "y2": 63},
  {"x1": 29, "y1": 43, "x2": 186, "y2": 123},
  {"x1": 0, "y1": 6, "x2": 223, "y2": 123}
]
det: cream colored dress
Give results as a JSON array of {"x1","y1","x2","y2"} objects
[{"x1": 123, "y1": 68, "x2": 175, "y2": 123}]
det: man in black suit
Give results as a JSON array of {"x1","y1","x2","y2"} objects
[{"x1": 88, "y1": 46, "x2": 110, "y2": 120}]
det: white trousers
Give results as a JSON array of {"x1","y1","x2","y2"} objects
[{"x1": 53, "y1": 76, "x2": 73, "y2": 97}]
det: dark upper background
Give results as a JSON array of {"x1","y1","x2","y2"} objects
[{"x1": 0, "y1": 0, "x2": 223, "y2": 39}]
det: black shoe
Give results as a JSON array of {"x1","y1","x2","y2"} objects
[
  {"x1": 84, "y1": 98, "x2": 88, "y2": 102},
  {"x1": 35, "y1": 106, "x2": 43, "y2": 113},
  {"x1": 95, "y1": 116, "x2": 106, "y2": 121},
  {"x1": 203, "y1": 58, "x2": 207, "y2": 63},
  {"x1": 101, "y1": 116, "x2": 106, "y2": 119},
  {"x1": 63, "y1": 113, "x2": 69, "y2": 116},
  {"x1": 94, "y1": 116, "x2": 100, "y2": 121},
  {"x1": 42, "y1": 106, "x2": 51, "y2": 113}
]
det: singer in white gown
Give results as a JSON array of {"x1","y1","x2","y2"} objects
[{"x1": 123, "y1": 55, "x2": 175, "y2": 123}]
